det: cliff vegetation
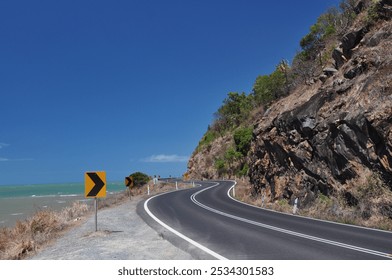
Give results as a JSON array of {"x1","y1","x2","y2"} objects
[{"x1": 187, "y1": 0, "x2": 392, "y2": 229}]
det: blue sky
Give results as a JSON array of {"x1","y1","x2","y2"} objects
[{"x1": 0, "y1": 0, "x2": 340, "y2": 185}]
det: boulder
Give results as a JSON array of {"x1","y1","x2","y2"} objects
[
  {"x1": 320, "y1": 68, "x2": 338, "y2": 82},
  {"x1": 323, "y1": 67, "x2": 338, "y2": 76},
  {"x1": 366, "y1": 27, "x2": 391, "y2": 47},
  {"x1": 319, "y1": 74, "x2": 328, "y2": 83},
  {"x1": 344, "y1": 57, "x2": 368, "y2": 79},
  {"x1": 332, "y1": 47, "x2": 347, "y2": 69},
  {"x1": 341, "y1": 28, "x2": 367, "y2": 58}
]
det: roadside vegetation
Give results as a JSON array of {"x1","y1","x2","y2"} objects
[
  {"x1": 193, "y1": 0, "x2": 392, "y2": 230},
  {"x1": 0, "y1": 191, "x2": 129, "y2": 260},
  {"x1": 195, "y1": 0, "x2": 367, "y2": 178},
  {"x1": 233, "y1": 172, "x2": 392, "y2": 231},
  {"x1": 128, "y1": 172, "x2": 150, "y2": 187},
  {"x1": 0, "y1": 178, "x2": 191, "y2": 260}
]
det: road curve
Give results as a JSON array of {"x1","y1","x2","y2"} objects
[{"x1": 143, "y1": 181, "x2": 392, "y2": 260}]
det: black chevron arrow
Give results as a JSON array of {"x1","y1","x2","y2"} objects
[
  {"x1": 125, "y1": 176, "x2": 133, "y2": 187},
  {"x1": 86, "y1": 172, "x2": 105, "y2": 197}
]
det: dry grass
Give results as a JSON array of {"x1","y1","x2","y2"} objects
[
  {"x1": 0, "y1": 190, "x2": 136, "y2": 260},
  {"x1": 233, "y1": 179, "x2": 292, "y2": 213},
  {"x1": 0, "y1": 181, "x2": 193, "y2": 260},
  {"x1": 97, "y1": 191, "x2": 130, "y2": 209},
  {"x1": 232, "y1": 176, "x2": 392, "y2": 231},
  {"x1": 0, "y1": 201, "x2": 90, "y2": 260}
]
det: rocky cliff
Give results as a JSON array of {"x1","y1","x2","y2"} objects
[
  {"x1": 248, "y1": 1, "x2": 392, "y2": 219},
  {"x1": 188, "y1": 134, "x2": 233, "y2": 179},
  {"x1": 188, "y1": 0, "x2": 392, "y2": 224}
]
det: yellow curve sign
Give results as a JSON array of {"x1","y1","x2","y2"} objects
[{"x1": 85, "y1": 171, "x2": 106, "y2": 198}]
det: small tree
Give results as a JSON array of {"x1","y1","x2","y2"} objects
[
  {"x1": 252, "y1": 63, "x2": 288, "y2": 106},
  {"x1": 214, "y1": 92, "x2": 253, "y2": 131},
  {"x1": 252, "y1": 75, "x2": 273, "y2": 105},
  {"x1": 291, "y1": 51, "x2": 319, "y2": 84},
  {"x1": 233, "y1": 127, "x2": 253, "y2": 156},
  {"x1": 338, "y1": 0, "x2": 359, "y2": 34},
  {"x1": 129, "y1": 172, "x2": 150, "y2": 187}
]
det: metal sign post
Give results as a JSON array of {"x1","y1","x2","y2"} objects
[
  {"x1": 125, "y1": 176, "x2": 134, "y2": 200},
  {"x1": 85, "y1": 171, "x2": 106, "y2": 232},
  {"x1": 95, "y1": 198, "x2": 98, "y2": 232}
]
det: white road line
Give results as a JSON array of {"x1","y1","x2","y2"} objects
[
  {"x1": 226, "y1": 181, "x2": 392, "y2": 234},
  {"x1": 144, "y1": 190, "x2": 228, "y2": 260},
  {"x1": 191, "y1": 182, "x2": 392, "y2": 259}
]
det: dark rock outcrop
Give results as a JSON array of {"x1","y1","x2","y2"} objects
[
  {"x1": 341, "y1": 28, "x2": 368, "y2": 59},
  {"x1": 187, "y1": 2, "x2": 392, "y2": 223},
  {"x1": 248, "y1": 20, "x2": 392, "y2": 211},
  {"x1": 332, "y1": 47, "x2": 347, "y2": 69}
]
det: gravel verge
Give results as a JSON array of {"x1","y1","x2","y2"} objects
[{"x1": 31, "y1": 195, "x2": 193, "y2": 260}]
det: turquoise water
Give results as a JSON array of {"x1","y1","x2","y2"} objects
[
  {"x1": 0, "y1": 181, "x2": 125, "y2": 198},
  {"x1": 0, "y1": 182, "x2": 126, "y2": 228}
]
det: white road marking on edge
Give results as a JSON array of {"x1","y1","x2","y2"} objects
[
  {"x1": 144, "y1": 191, "x2": 228, "y2": 260},
  {"x1": 190, "y1": 182, "x2": 392, "y2": 259},
  {"x1": 226, "y1": 181, "x2": 392, "y2": 234}
]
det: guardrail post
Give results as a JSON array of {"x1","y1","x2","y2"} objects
[{"x1": 293, "y1": 197, "x2": 298, "y2": 214}]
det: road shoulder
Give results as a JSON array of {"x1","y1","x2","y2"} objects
[{"x1": 31, "y1": 196, "x2": 193, "y2": 260}]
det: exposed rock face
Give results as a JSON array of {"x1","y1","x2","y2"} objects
[
  {"x1": 187, "y1": 2, "x2": 392, "y2": 223},
  {"x1": 187, "y1": 135, "x2": 233, "y2": 180},
  {"x1": 248, "y1": 19, "x2": 392, "y2": 208}
]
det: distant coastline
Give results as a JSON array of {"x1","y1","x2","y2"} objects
[
  {"x1": 0, "y1": 182, "x2": 125, "y2": 228},
  {"x1": 0, "y1": 180, "x2": 184, "y2": 259}
]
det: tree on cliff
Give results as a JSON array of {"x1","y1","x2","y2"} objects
[
  {"x1": 252, "y1": 62, "x2": 289, "y2": 106},
  {"x1": 214, "y1": 92, "x2": 253, "y2": 131}
]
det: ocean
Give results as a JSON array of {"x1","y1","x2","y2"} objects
[{"x1": 0, "y1": 182, "x2": 126, "y2": 228}]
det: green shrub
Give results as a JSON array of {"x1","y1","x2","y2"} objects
[
  {"x1": 214, "y1": 92, "x2": 253, "y2": 131},
  {"x1": 357, "y1": 172, "x2": 388, "y2": 199},
  {"x1": 214, "y1": 159, "x2": 226, "y2": 176},
  {"x1": 129, "y1": 172, "x2": 150, "y2": 187},
  {"x1": 252, "y1": 63, "x2": 288, "y2": 106},
  {"x1": 196, "y1": 128, "x2": 218, "y2": 151},
  {"x1": 224, "y1": 147, "x2": 242, "y2": 162},
  {"x1": 317, "y1": 193, "x2": 333, "y2": 207},
  {"x1": 367, "y1": 0, "x2": 382, "y2": 24},
  {"x1": 236, "y1": 163, "x2": 249, "y2": 177},
  {"x1": 234, "y1": 127, "x2": 253, "y2": 156}
]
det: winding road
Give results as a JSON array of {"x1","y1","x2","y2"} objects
[{"x1": 143, "y1": 181, "x2": 392, "y2": 260}]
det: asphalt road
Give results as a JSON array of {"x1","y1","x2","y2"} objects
[{"x1": 143, "y1": 180, "x2": 392, "y2": 260}]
